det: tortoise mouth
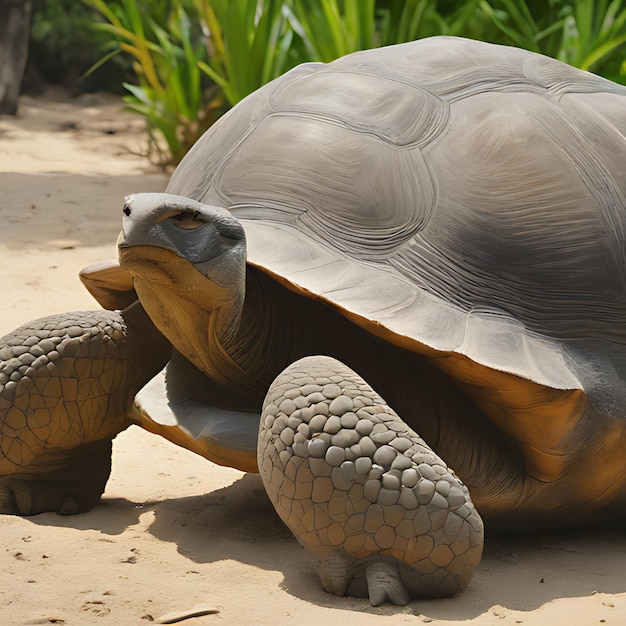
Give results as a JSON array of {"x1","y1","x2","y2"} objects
[{"x1": 118, "y1": 244, "x2": 184, "y2": 284}]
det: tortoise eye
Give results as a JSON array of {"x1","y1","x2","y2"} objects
[{"x1": 170, "y1": 211, "x2": 207, "y2": 230}]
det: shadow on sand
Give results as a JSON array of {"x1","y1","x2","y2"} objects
[{"x1": 27, "y1": 473, "x2": 626, "y2": 620}]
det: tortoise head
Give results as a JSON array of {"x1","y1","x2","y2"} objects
[{"x1": 118, "y1": 193, "x2": 247, "y2": 378}]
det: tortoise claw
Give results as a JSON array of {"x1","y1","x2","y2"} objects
[
  {"x1": 319, "y1": 551, "x2": 410, "y2": 606},
  {"x1": 58, "y1": 495, "x2": 80, "y2": 516},
  {"x1": 365, "y1": 559, "x2": 409, "y2": 606},
  {"x1": 12, "y1": 486, "x2": 32, "y2": 517},
  {"x1": 318, "y1": 549, "x2": 353, "y2": 597}
]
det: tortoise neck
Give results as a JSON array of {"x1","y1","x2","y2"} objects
[
  {"x1": 161, "y1": 266, "x2": 288, "y2": 405},
  {"x1": 120, "y1": 301, "x2": 172, "y2": 394},
  {"x1": 131, "y1": 263, "x2": 251, "y2": 398},
  {"x1": 217, "y1": 267, "x2": 304, "y2": 403}
]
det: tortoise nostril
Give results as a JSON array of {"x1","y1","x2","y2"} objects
[{"x1": 123, "y1": 205, "x2": 132, "y2": 217}]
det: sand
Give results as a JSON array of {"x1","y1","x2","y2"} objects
[{"x1": 0, "y1": 91, "x2": 625, "y2": 626}]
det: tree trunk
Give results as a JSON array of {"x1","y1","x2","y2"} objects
[{"x1": 0, "y1": 0, "x2": 33, "y2": 115}]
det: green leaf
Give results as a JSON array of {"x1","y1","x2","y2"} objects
[{"x1": 582, "y1": 35, "x2": 626, "y2": 71}]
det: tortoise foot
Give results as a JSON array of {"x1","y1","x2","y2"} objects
[
  {"x1": 258, "y1": 356, "x2": 484, "y2": 604},
  {"x1": 0, "y1": 438, "x2": 113, "y2": 515},
  {"x1": 319, "y1": 551, "x2": 410, "y2": 606}
]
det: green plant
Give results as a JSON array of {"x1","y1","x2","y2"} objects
[
  {"x1": 84, "y1": 0, "x2": 626, "y2": 165},
  {"x1": 84, "y1": 0, "x2": 225, "y2": 165},
  {"x1": 560, "y1": 0, "x2": 626, "y2": 75},
  {"x1": 195, "y1": 0, "x2": 301, "y2": 106},
  {"x1": 478, "y1": 0, "x2": 626, "y2": 80},
  {"x1": 285, "y1": 0, "x2": 377, "y2": 62},
  {"x1": 379, "y1": 0, "x2": 486, "y2": 45}
]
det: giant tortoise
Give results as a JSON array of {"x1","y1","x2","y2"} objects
[{"x1": 1, "y1": 36, "x2": 626, "y2": 606}]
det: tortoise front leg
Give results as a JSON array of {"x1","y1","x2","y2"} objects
[
  {"x1": 258, "y1": 356, "x2": 483, "y2": 606},
  {"x1": 0, "y1": 303, "x2": 170, "y2": 515}
]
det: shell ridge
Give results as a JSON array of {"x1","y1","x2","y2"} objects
[{"x1": 268, "y1": 68, "x2": 451, "y2": 150}]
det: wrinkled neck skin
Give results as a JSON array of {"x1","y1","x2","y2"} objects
[
  {"x1": 224, "y1": 268, "x2": 306, "y2": 400},
  {"x1": 132, "y1": 259, "x2": 255, "y2": 399},
  {"x1": 157, "y1": 265, "x2": 325, "y2": 408},
  {"x1": 119, "y1": 301, "x2": 172, "y2": 400},
  {"x1": 119, "y1": 236, "x2": 264, "y2": 405}
]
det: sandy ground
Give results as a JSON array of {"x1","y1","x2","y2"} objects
[{"x1": 1, "y1": 91, "x2": 625, "y2": 626}]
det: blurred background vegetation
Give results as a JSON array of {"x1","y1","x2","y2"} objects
[{"x1": 25, "y1": 0, "x2": 626, "y2": 165}]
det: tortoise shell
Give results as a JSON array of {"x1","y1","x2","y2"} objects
[{"x1": 166, "y1": 36, "x2": 626, "y2": 416}]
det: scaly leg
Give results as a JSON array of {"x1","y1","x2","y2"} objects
[
  {"x1": 258, "y1": 355, "x2": 483, "y2": 606},
  {"x1": 0, "y1": 304, "x2": 170, "y2": 515}
]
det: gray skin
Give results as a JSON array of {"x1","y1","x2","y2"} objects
[{"x1": 1, "y1": 36, "x2": 626, "y2": 605}]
